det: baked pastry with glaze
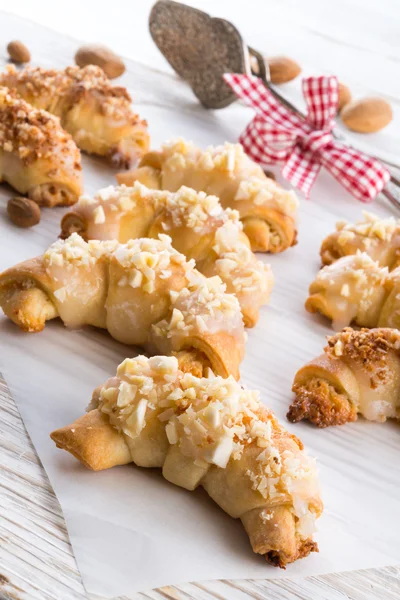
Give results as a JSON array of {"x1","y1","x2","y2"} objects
[
  {"x1": 304, "y1": 252, "x2": 400, "y2": 330},
  {"x1": 60, "y1": 183, "x2": 274, "y2": 327},
  {"x1": 320, "y1": 211, "x2": 400, "y2": 269},
  {"x1": 0, "y1": 233, "x2": 246, "y2": 379},
  {"x1": 288, "y1": 327, "x2": 400, "y2": 427},
  {"x1": 51, "y1": 353, "x2": 323, "y2": 567},
  {"x1": 116, "y1": 139, "x2": 299, "y2": 253},
  {"x1": 0, "y1": 64, "x2": 149, "y2": 167},
  {"x1": 0, "y1": 87, "x2": 82, "y2": 206}
]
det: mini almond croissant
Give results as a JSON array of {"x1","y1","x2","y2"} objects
[
  {"x1": 305, "y1": 252, "x2": 400, "y2": 331},
  {"x1": 0, "y1": 64, "x2": 149, "y2": 168},
  {"x1": 0, "y1": 87, "x2": 82, "y2": 206},
  {"x1": 0, "y1": 233, "x2": 246, "y2": 379},
  {"x1": 60, "y1": 183, "x2": 274, "y2": 327},
  {"x1": 320, "y1": 211, "x2": 400, "y2": 269},
  {"x1": 51, "y1": 354, "x2": 322, "y2": 567},
  {"x1": 288, "y1": 327, "x2": 400, "y2": 427},
  {"x1": 116, "y1": 139, "x2": 299, "y2": 253}
]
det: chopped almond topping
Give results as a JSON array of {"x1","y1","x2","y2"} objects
[
  {"x1": 74, "y1": 183, "x2": 272, "y2": 304},
  {"x1": 326, "y1": 327, "x2": 400, "y2": 388},
  {"x1": 97, "y1": 354, "x2": 320, "y2": 531},
  {"x1": 335, "y1": 211, "x2": 399, "y2": 242},
  {"x1": 0, "y1": 86, "x2": 80, "y2": 166},
  {"x1": 1, "y1": 64, "x2": 146, "y2": 127}
]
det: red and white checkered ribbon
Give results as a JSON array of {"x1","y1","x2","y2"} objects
[{"x1": 223, "y1": 73, "x2": 390, "y2": 202}]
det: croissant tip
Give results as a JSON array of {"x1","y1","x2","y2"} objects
[{"x1": 265, "y1": 539, "x2": 318, "y2": 568}]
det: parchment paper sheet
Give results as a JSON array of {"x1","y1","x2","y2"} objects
[{"x1": 0, "y1": 14, "x2": 399, "y2": 598}]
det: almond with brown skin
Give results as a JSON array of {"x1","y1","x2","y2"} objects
[
  {"x1": 7, "y1": 197, "x2": 41, "y2": 228},
  {"x1": 7, "y1": 40, "x2": 31, "y2": 63},
  {"x1": 75, "y1": 44, "x2": 125, "y2": 79},
  {"x1": 263, "y1": 169, "x2": 276, "y2": 181},
  {"x1": 341, "y1": 97, "x2": 393, "y2": 133},
  {"x1": 338, "y1": 83, "x2": 351, "y2": 113},
  {"x1": 267, "y1": 56, "x2": 301, "y2": 84}
]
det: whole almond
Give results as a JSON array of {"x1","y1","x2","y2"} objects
[
  {"x1": 7, "y1": 197, "x2": 41, "y2": 228},
  {"x1": 267, "y1": 56, "x2": 301, "y2": 84},
  {"x1": 7, "y1": 40, "x2": 31, "y2": 63},
  {"x1": 341, "y1": 97, "x2": 393, "y2": 133},
  {"x1": 338, "y1": 83, "x2": 351, "y2": 113},
  {"x1": 263, "y1": 169, "x2": 276, "y2": 181},
  {"x1": 249, "y1": 54, "x2": 260, "y2": 75},
  {"x1": 75, "y1": 44, "x2": 125, "y2": 79}
]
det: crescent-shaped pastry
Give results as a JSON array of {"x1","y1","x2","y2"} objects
[
  {"x1": 305, "y1": 252, "x2": 399, "y2": 330},
  {"x1": 288, "y1": 327, "x2": 400, "y2": 427},
  {"x1": 0, "y1": 64, "x2": 150, "y2": 168},
  {"x1": 0, "y1": 233, "x2": 246, "y2": 379},
  {"x1": 320, "y1": 211, "x2": 400, "y2": 269},
  {"x1": 60, "y1": 183, "x2": 274, "y2": 327},
  {"x1": 116, "y1": 139, "x2": 299, "y2": 253},
  {"x1": 0, "y1": 87, "x2": 82, "y2": 206},
  {"x1": 51, "y1": 354, "x2": 322, "y2": 567}
]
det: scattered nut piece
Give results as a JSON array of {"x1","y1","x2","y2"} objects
[
  {"x1": 267, "y1": 56, "x2": 301, "y2": 84},
  {"x1": 7, "y1": 197, "x2": 41, "y2": 228},
  {"x1": 263, "y1": 169, "x2": 276, "y2": 181},
  {"x1": 75, "y1": 44, "x2": 125, "y2": 79},
  {"x1": 7, "y1": 40, "x2": 31, "y2": 63},
  {"x1": 341, "y1": 97, "x2": 393, "y2": 133},
  {"x1": 337, "y1": 83, "x2": 351, "y2": 113}
]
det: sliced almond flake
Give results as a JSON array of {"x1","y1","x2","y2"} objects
[
  {"x1": 93, "y1": 205, "x2": 106, "y2": 224},
  {"x1": 53, "y1": 287, "x2": 67, "y2": 303}
]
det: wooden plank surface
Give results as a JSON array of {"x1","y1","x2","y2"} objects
[{"x1": 0, "y1": 7, "x2": 400, "y2": 600}]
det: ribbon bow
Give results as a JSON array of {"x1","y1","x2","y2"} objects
[{"x1": 223, "y1": 73, "x2": 390, "y2": 202}]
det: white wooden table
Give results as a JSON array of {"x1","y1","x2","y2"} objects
[{"x1": 1, "y1": 2, "x2": 400, "y2": 598}]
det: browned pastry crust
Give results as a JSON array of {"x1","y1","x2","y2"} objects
[
  {"x1": 0, "y1": 64, "x2": 149, "y2": 167},
  {"x1": 288, "y1": 327, "x2": 400, "y2": 427},
  {"x1": 51, "y1": 354, "x2": 322, "y2": 567},
  {"x1": 0, "y1": 87, "x2": 82, "y2": 206}
]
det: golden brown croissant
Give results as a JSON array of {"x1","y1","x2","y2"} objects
[
  {"x1": 320, "y1": 211, "x2": 400, "y2": 269},
  {"x1": 0, "y1": 233, "x2": 246, "y2": 379},
  {"x1": 59, "y1": 183, "x2": 274, "y2": 327},
  {"x1": 116, "y1": 139, "x2": 299, "y2": 253},
  {"x1": 51, "y1": 354, "x2": 322, "y2": 567},
  {"x1": 0, "y1": 87, "x2": 82, "y2": 206},
  {"x1": 304, "y1": 252, "x2": 400, "y2": 330},
  {"x1": 288, "y1": 327, "x2": 400, "y2": 427},
  {"x1": 0, "y1": 64, "x2": 149, "y2": 168}
]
